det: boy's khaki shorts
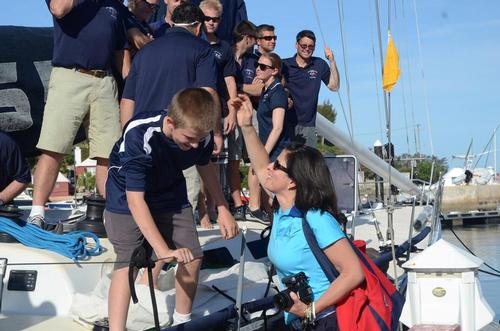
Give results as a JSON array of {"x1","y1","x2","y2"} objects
[
  {"x1": 36, "y1": 67, "x2": 121, "y2": 158},
  {"x1": 104, "y1": 208, "x2": 203, "y2": 270}
]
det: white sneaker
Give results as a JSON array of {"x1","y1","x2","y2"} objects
[{"x1": 27, "y1": 214, "x2": 45, "y2": 228}]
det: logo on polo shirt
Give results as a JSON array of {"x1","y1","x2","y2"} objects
[
  {"x1": 105, "y1": 6, "x2": 118, "y2": 20},
  {"x1": 243, "y1": 69, "x2": 255, "y2": 80},
  {"x1": 213, "y1": 50, "x2": 223, "y2": 60},
  {"x1": 307, "y1": 69, "x2": 319, "y2": 79}
]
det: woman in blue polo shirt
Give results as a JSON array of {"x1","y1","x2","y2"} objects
[{"x1": 232, "y1": 94, "x2": 365, "y2": 330}]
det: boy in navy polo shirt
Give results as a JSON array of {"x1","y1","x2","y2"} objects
[
  {"x1": 104, "y1": 88, "x2": 239, "y2": 329},
  {"x1": 282, "y1": 30, "x2": 340, "y2": 147}
]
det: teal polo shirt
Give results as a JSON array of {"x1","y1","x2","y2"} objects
[{"x1": 267, "y1": 207, "x2": 345, "y2": 324}]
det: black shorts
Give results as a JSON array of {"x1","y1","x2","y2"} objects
[{"x1": 104, "y1": 208, "x2": 203, "y2": 269}]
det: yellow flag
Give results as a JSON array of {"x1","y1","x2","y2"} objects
[{"x1": 382, "y1": 31, "x2": 400, "y2": 92}]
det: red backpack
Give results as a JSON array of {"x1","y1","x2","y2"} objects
[{"x1": 302, "y1": 217, "x2": 404, "y2": 331}]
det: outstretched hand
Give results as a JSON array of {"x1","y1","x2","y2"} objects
[
  {"x1": 324, "y1": 47, "x2": 334, "y2": 62},
  {"x1": 230, "y1": 94, "x2": 254, "y2": 128}
]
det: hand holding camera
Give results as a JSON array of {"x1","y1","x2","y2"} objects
[{"x1": 274, "y1": 272, "x2": 314, "y2": 310}]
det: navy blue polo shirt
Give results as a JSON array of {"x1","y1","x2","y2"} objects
[
  {"x1": 45, "y1": 0, "x2": 127, "y2": 71},
  {"x1": 0, "y1": 132, "x2": 31, "y2": 192},
  {"x1": 210, "y1": 39, "x2": 237, "y2": 116},
  {"x1": 257, "y1": 80, "x2": 290, "y2": 161},
  {"x1": 282, "y1": 56, "x2": 331, "y2": 127},
  {"x1": 235, "y1": 52, "x2": 258, "y2": 89},
  {"x1": 122, "y1": 27, "x2": 217, "y2": 114},
  {"x1": 150, "y1": 19, "x2": 171, "y2": 38},
  {"x1": 105, "y1": 111, "x2": 214, "y2": 215},
  {"x1": 190, "y1": 0, "x2": 247, "y2": 44}
]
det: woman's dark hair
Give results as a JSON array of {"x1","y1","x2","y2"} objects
[{"x1": 274, "y1": 143, "x2": 340, "y2": 220}]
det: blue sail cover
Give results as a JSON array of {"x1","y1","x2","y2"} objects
[{"x1": 0, "y1": 26, "x2": 85, "y2": 157}]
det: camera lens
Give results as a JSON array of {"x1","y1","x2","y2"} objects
[{"x1": 274, "y1": 289, "x2": 293, "y2": 310}]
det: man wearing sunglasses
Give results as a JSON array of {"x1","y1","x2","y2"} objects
[
  {"x1": 282, "y1": 30, "x2": 339, "y2": 148},
  {"x1": 190, "y1": 0, "x2": 248, "y2": 44},
  {"x1": 198, "y1": 0, "x2": 246, "y2": 226},
  {"x1": 255, "y1": 24, "x2": 277, "y2": 57}
]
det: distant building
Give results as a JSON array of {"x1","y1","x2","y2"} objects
[
  {"x1": 50, "y1": 172, "x2": 73, "y2": 197},
  {"x1": 74, "y1": 146, "x2": 96, "y2": 176}
]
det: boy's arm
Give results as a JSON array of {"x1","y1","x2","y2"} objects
[
  {"x1": 120, "y1": 98, "x2": 135, "y2": 128},
  {"x1": 127, "y1": 191, "x2": 194, "y2": 263},
  {"x1": 324, "y1": 47, "x2": 340, "y2": 91},
  {"x1": 196, "y1": 163, "x2": 239, "y2": 240}
]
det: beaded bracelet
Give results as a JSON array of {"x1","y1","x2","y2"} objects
[{"x1": 303, "y1": 303, "x2": 315, "y2": 326}]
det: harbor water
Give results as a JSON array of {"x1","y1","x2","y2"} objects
[{"x1": 442, "y1": 222, "x2": 500, "y2": 322}]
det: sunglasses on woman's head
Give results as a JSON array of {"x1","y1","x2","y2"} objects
[
  {"x1": 204, "y1": 16, "x2": 221, "y2": 23},
  {"x1": 259, "y1": 35, "x2": 277, "y2": 41},
  {"x1": 255, "y1": 62, "x2": 274, "y2": 71},
  {"x1": 273, "y1": 160, "x2": 288, "y2": 174}
]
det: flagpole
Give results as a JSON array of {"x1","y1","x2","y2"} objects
[{"x1": 376, "y1": 0, "x2": 399, "y2": 291}]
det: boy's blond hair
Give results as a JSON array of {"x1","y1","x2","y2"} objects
[
  {"x1": 199, "y1": 0, "x2": 223, "y2": 15},
  {"x1": 169, "y1": 88, "x2": 218, "y2": 133}
]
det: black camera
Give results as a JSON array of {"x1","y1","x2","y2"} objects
[{"x1": 274, "y1": 272, "x2": 313, "y2": 310}]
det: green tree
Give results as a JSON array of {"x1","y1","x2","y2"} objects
[
  {"x1": 317, "y1": 100, "x2": 336, "y2": 123},
  {"x1": 316, "y1": 100, "x2": 342, "y2": 154},
  {"x1": 393, "y1": 153, "x2": 448, "y2": 184},
  {"x1": 77, "y1": 171, "x2": 96, "y2": 191}
]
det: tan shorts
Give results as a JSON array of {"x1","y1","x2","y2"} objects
[
  {"x1": 37, "y1": 67, "x2": 121, "y2": 158},
  {"x1": 104, "y1": 208, "x2": 203, "y2": 270}
]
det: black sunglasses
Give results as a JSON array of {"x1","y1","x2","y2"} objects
[
  {"x1": 273, "y1": 160, "x2": 288, "y2": 173},
  {"x1": 299, "y1": 43, "x2": 315, "y2": 50},
  {"x1": 141, "y1": 0, "x2": 159, "y2": 11},
  {"x1": 255, "y1": 62, "x2": 274, "y2": 71},
  {"x1": 259, "y1": 35, "x2": 277, "y2": 41},
  {"x1": 204, "y1": 16, "x2": 221, "y2": 23}
]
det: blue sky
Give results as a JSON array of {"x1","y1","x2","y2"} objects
[{"x1": 2, "y1": 1, "x2": 499, "y2": 169}]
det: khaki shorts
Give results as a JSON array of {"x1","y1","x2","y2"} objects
[
  {"x1": 37, "y1": 67, "x2": 121, "y2": 158},
  {"x1": 104, "y1": 208, "x2": 203, "y2": 270}
]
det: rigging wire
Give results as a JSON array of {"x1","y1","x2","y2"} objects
[
  {"x1": 367, "y1": 0, "x2": 385, "y2": 142},
  {"x1": 412, "y1": 0, "x2": 436, "y2": 198},
  {"x1": 401, "y1": 0, "x2": 418, "y2": 156},
  {"x1": 473, "y1": 124, "x2": 499, "y2": 169},
  {"x1": 310, "y1": 0, "x2": 354, "y2": 139},
  {"x1": 411, "y1": 0, "x2": 434, "y2": 157},
  {"x1": 394, "y1": 1, "x2": 411, "y2": 154},
  {"x1": 335, "y1": 0, "x2": 355, "y2": 140},
  {"x1": 449, "y1": 227, "x2": 500, "y2": 275}
]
